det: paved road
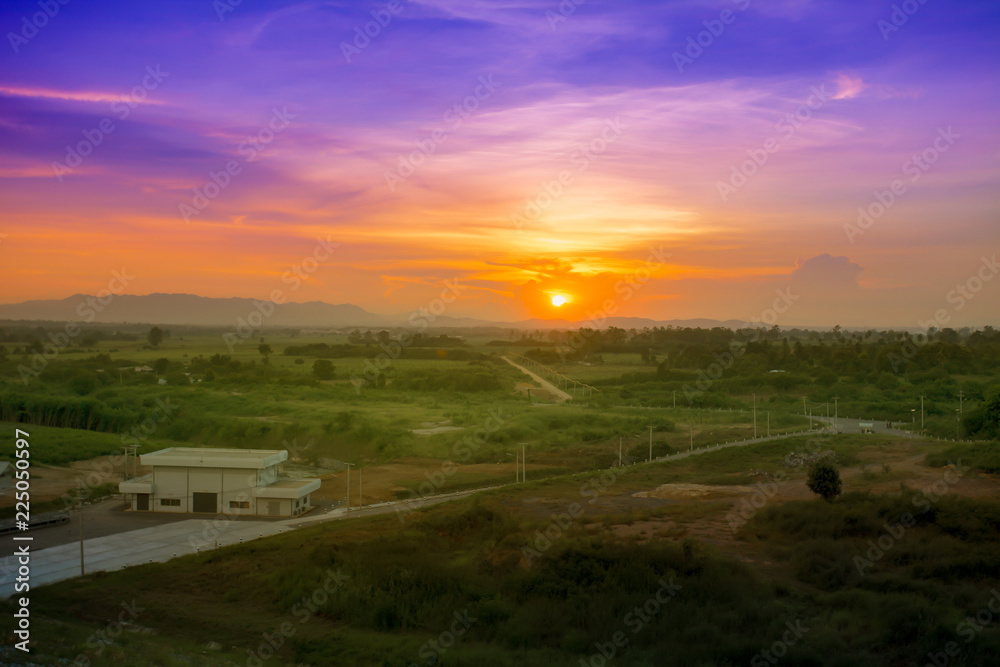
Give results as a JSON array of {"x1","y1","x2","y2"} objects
[
  {"x1": 0, "y1": 488, "x2": 484, "y2": 597},
  {"x1": 0, "y1": 416, "x2": 922, "y2": 596},
  {"x1": 812, "y1": 415, "x2": 917, "y2": 437},
  {"x1": 656, "y1": 415, "x2": 921, "y2": 464},
  {"x1": 502, "y1": 356, "x2": 573, "y2": 402}
]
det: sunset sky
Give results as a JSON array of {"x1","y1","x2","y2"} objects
[{"x1": 1, "y1": 0, "x2": 998, "y2": 327}]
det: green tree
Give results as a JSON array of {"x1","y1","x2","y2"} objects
[
  {"x1": 258, "y1": 343, "x2": 273, "y2": 364},
  {"x1": 807, "y1": 461, "x2": 842, "y2": 502},
  {"x1": 153, "y1": 357, "x2": 170, "y2": 375},
  {"x1": 147, "y1": 326, "x2": 164, "y2": 349},
  {"x1": 313, "y1": 359, "x2": 335, "y2": 380}
]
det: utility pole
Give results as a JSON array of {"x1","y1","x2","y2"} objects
[
  {"x1": 345, "y1": 463, "x2": 351, "y2": 512},
  {"x1": 76, "y1": 489, "x2": 86, "y2": 576},
  {"x1": 80, "y1": 508, "x2": 85, "y2": 576},
  {"x1": 673, "y1": 391, "x2": 676, "y2": 409},
  {"x1": 959, "y1": 390, "x2": 964, "y2": 415},
  {"x1": 803, "y1": 396, "x2": 807, "y2": 416}
]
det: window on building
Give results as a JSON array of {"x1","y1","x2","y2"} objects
[
  {"x1": 229, "y1": 500, "x2": 250, "y2": 509},
  {"x1": 159, "y1": 498, "x2": 180, "y2": 507}
]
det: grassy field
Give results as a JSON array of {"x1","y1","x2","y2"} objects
[{"x1": 10, "y1": 432, "x2": 1000, "y2": 666}]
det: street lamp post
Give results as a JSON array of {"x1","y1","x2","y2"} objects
[{"x1": 344, "y1": 463, "x2": 351, "y2": 512}]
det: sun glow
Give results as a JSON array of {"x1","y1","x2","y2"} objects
[{"x1": 551, "y1": 294, "x2": 569, "y2": 307}]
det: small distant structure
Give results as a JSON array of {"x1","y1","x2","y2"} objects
[
  {"x1": 119, "y1": 448, "x2": 320, "y2": 517},
  {"x1": 117, "y1": 365, "x2": 154, "y2": 373},
  {"x1": 0, "y1": 461, "x2": 12, "y2": 495},
  {"x1": 859, "y1": 421, "x2": 874, "y2": 434}
]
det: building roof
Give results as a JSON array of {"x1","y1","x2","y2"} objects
[
  {"x1": 140, "y1": 447, "x2": 288, "y2": 469},
  {"x1": 254, "y1": 478, "x2": 321, "y2": 499}
]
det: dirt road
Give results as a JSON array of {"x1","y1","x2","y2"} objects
[{"x1": 502, "y1": 355, "x2": 573, "y2": 402}]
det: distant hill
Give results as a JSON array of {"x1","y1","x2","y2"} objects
[
  {"x1": 0, "y1": 293, "x2": 389, "y2": 327},
  {"x1": 0, "y1": 293, "x2": 753, "y2": 329}
]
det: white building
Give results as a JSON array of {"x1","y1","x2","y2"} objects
[{"x1": 119, "y1": 448, "x2": 320, "y2": 517}]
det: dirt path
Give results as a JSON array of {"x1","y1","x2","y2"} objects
[{"x1": 502, "y1": 356, "x2": 573, "y2": 402}]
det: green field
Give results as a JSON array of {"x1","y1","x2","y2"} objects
[
  {"x1": 1, "y1": 324, "x2": 999, "y2": 665},
  {"x1": 8, "y1": 432, "x2": 1000, "y2": 666}
]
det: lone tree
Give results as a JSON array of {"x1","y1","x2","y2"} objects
[
  {"x1": 147, "y1": 326, "x2": 164, "y2": 349},
  {"x1": 807, "y1": 461, "x2": 842, "y2": 502},
  {"x1": 312, "y1": 359, "x2": 335, "y2": 380},
  {"x1": 258, "y1": 343, "x2": 273, "y2": 364}
]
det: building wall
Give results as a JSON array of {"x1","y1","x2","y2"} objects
[
  {"x1": 256, "y1": 497, "x2": 291, "y2": 517},
  {"x1": 130, "y1": 463, "x2": 306, "y2": 516},
  {"x1": 153, "y1": 466, "x2": 188, "y2": 513},
  {"x1": 143, "y1": 465, "x2": 262, "y2": 514}
]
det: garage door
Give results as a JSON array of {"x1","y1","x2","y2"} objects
[
  {"x1": 192, "y1": 492, "x2": 217, "y2": 513},
  {"x1": 136, "y1": 494, "x2": 149, "y2": 511}
]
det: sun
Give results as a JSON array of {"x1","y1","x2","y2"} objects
[{"x1": 551, "y1": 294, "x2": 568, "y2": 307}]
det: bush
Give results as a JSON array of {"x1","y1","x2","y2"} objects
[
  {"x1": 312, "y1": 359, "x2": 335, "y2": 380},
  {"x1": 807, "y1": 461, "x2": 842, "y2": 501}
]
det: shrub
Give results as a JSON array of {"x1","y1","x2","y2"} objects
[{"x1": 807, "y1": 461, "x2": 843, "y2": 501}]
